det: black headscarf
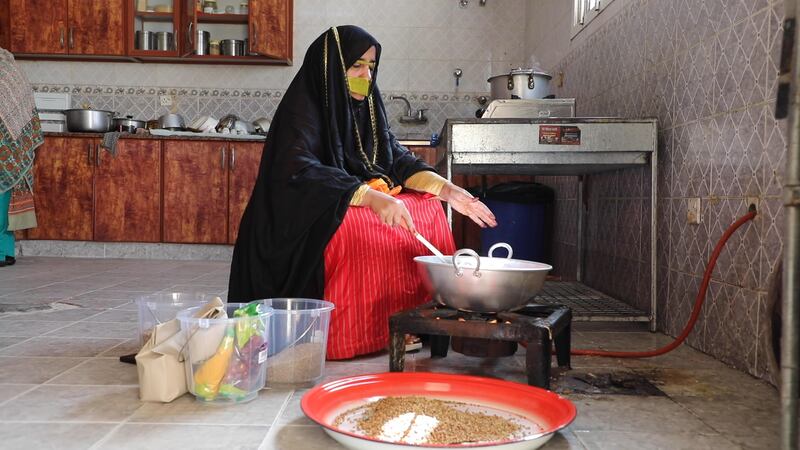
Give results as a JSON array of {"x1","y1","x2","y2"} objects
[{"x1": 228, "y1": 26, "x2": 433, "y2": 301}]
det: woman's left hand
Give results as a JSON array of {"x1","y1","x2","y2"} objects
[{"x1": 439, "y1": 182, "x2": 497, "y2": 228}]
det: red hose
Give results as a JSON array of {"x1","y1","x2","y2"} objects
[{"x1": 525, "y1": 209, "x2": 757, "y2": 358}]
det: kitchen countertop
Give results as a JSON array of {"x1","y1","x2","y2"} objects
[{"x1": 43, "y1": 132, "x2": 432, "y2": 147}]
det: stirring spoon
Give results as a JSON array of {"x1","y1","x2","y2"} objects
[{"x1": 414, "y1": 232, "x2": 449, "y2": 263}]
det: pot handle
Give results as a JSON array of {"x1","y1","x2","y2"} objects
[
  {"x1": 453, "y1": 248, "x2": 481, "y2": 278},
  {"x1": 488, "y1": 242, "x2": 513, "y2": 259}
]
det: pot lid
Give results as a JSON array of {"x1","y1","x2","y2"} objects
[{"x1": 488, "y1": 68, "x2": 552, "y2": 80}]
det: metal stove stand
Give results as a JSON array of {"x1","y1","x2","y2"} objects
[
  {"x1": 534, "y1": 281, "x2": 649, "y2": 322},
  {"x1": 389, "y1": 302, "x2": 572, "y2": 389},
  {"x1": 439, "y1": 117, "x2": 658, "y2": 330}
]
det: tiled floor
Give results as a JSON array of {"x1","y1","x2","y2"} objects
[{"x1": 0, "y1": 257, "x2": 781, "y2": 449}]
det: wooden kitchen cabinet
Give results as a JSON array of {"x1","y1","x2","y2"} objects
[
  {"x1": 178, "y1": 0, "x2": 292, "y2": 63},
  {"x1": 227, "y1": 141, "x2": 263, "y2": 244},
  {"x1": 163, "y1": 140, "x2": 229, "y2": 244},
  {"x1": 94, "y1": 139, "x2": 162, "y2": 242},
  {"x1": 8, "y1": 0, "x2": 69, "y2": 54},
  {"x1": 27, "y1": 137, "x2": 95, "y2": 241},
  {"x1": 9, "y1": 0, "x2": 125, "y2": 56},
  {"x1": 69, "y1": 0, "x2": 126, "y2": 55}
]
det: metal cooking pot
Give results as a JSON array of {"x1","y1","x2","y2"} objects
[
  {"x1": 157, "y1": 113, "x2": 186, "y2": 130},
  {"x1": 488, "y1": 68, "x2": 553, "y2": 100},
  {"x1": 63, "y1": 109, "x2": 115, "y2": 132},
  {"x1": 111, "y1": 115, "x2": 146, "y2": 133},
  {"x1": 414, "y1": 243, "x2": 552, "y2": 313},
  {"x1": 220, "y1": 39, "x2": 245, "y2": 56}
]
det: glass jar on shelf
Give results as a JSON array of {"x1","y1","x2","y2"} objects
[
  {"x1": 239, "y1": 2, "x2": 248, "y2": 14},
  {"x1": 209, "y1": 40, "x2": 220, "y2": 55}
]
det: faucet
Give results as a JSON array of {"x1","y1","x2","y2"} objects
[{"x1": 389, "y1": 95, "x2": 428, "y2": 124}]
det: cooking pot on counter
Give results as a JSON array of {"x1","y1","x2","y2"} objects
[
  {"x1": 414, "y1": 243, "x2": 552, "y2": 313},
  {"x1": 111, "y1": 115, "x2": 146, "y2": 133},
  {"x1": 157, "y1": 113, "x2": 186, "y2": 131},
  {"x1": 63, "y1": 108, "x2": 115, "y2": 132},
  {"x1": 488, "y1": 68, "x2": 553, "y2": 100}
]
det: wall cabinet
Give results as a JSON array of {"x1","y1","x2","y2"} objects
[
  {"x1": 9, "y1": 0, "x2": 125, "y2": 56},
  {"x1": 179, "y1": 0, "x2": 293, "y2": 63},
  {"x1": 3, "y1": 0, "x2": 292, "y2": 63}
]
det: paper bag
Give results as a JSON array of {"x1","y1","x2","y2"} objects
[
  {"x1": 136, "y1": 318, "x2": 187, "y2": 402},
  {"x1": 184, "y1": 297, "x2": 228, "y2": 364},
  {"x1": 136, "y1": 296, "x2": 227, "y2": 402}
]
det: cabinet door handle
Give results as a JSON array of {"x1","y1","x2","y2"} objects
[
  {"x1": 68, "y1": 27, "x2": 74, "y2": 49},
  {"x1": 95, "y1": 144, "x2": 100, "y2": 166},
  {"x1": 221, "y1": 147, "x2": 226, "y2": 169},
  {"x1": 87, "y1": 142, "x2": 92, "y2": 165},
  {"x1": 60, "y1": 28, "x2": 65, "y2": 48},
  {"x1": 230, "y1": 145, "x2": 235, "y2": 171},
  {"x1": 187, "y1": 21, "x2": 194, "y2": 47},
  {"x1": 251, "y1": 25, "x2": 256, "y2": 53}
]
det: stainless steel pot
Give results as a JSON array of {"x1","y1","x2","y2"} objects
[
  {"x1": 135, "y1": 30, "x2": 156, "y2": 50},
  {"x1": 155, "y1": 31, "x2": 174, "y2": 51},
  {"x1": 112, "y1": 115, "x2": 146, "y2": 133},
  {"x1": 414, "y1": 243, "x2": 552, "y2": 313},
  {"x1": 488, "y1": 69, "x2": 553, "y2": 100},
  {"x1": 196, "y1": 30, "x2": 211, "y2": 55},
  {"x1": 220, "y1": 39, "x2": 245, "y2": 56},
  {"x1": 63, "y1": 109, "x2": 115, "y2": 132},
  {"x1": 157, "y1": 113, "x2": 186, "y2": 130}
]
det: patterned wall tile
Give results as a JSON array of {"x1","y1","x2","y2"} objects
[{"x1": 758, "y1": 197, "x2": 784, "y2": 291}]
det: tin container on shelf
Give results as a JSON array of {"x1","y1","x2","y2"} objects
[{"x1": 209, "y1": 40, "x2": 220, "y2": 55}]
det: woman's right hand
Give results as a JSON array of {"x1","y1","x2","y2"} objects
[{"x1": 362, "y1": 189, "x2": 416, "y2": 234}]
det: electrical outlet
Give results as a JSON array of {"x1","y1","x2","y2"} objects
[
  {"x1": 687, "y1": 198, "x2": 701, "y2": 224},
  {"x1": 745, "y1": 196, "x2": 759, "y2": 213},
  {"x1": 159, "y1": 95, "x2": 173, "y2": 107}
]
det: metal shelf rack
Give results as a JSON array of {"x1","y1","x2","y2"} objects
[{"x1": 439, "y1": 117, "x2": 658, "y2": 330}]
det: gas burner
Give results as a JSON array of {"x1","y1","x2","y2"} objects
[{"x1": 389, "y1": 301, "x2": 573, "y2": 389}]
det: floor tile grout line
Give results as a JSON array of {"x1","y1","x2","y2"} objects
[
  {"x1": 0, "y1": 384, "x2": 40, "y2": 409},
  {"x1": 258, "y1": 389, "x2": 295, "y2": 450},
  {"x1": 87, "y1": 406, "x2": 141, "y2": 450}
]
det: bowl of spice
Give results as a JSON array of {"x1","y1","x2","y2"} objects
[{"x1": 301, "y1": 372, "x2": 576, "y2": 449}]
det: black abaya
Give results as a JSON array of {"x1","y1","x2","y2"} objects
[{"x1": 228, "y1": 26, "x2": 434, "y2": 301}]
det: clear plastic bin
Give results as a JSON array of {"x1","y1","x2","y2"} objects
[
  {"x1": 258, "y1": 298, "x2": 334, "y2": 388},
  {"x1": 178, "y1": 302, "x2": 273, "y2": 404},
  {"x1": 135, "y1": 292, "x2": 218, "y2": 345}
]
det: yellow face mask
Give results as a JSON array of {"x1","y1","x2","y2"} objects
[
  {"x1": 347, "y1": 58, "x2": 375, "y2": 96},
  {"x1": 347, "y1": 76, "x2": 371, "y2": 96}
]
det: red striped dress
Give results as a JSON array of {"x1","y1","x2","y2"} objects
[{"x1": 323, "y1": 191, "x2": 456, "y2": 360}]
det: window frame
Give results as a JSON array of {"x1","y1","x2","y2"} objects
[{"x1": 572, "y1": 0, "x2": 615, "y2": 38}]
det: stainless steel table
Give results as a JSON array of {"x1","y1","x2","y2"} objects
[{"x1": 439, "y1": 118, "x2": 658, "y2": 330}]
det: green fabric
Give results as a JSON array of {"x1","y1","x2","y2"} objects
[
  {"x1": 0, "y1": 114, "x2": 42, "y2": 194},
  {"x1": 0, "y1": 190, "x2": 13, "y2": 258}
]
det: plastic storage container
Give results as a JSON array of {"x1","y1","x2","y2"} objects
[
  {"x1": 178, "y1": 303, "x2": 273, "y2": 404},
  {"x1": 135, "y1": 292, "x2": 215, "y2": 345},
  {"x1": 478, "y1": 182, "x2": 554, "y2": 263},
  {"x1": 257, "y1": 298, "x2": 334, "y2": 388}
]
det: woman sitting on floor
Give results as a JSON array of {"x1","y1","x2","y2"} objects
[{"x1": 228, "y1": 25, "x2": 496, "y2": 359}]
